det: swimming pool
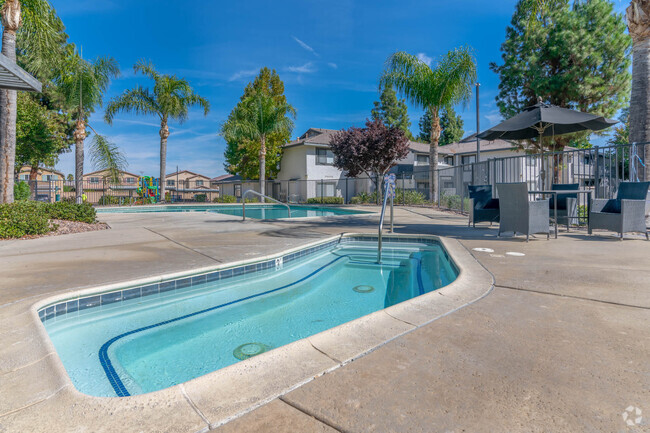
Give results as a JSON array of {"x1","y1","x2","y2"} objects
[
  {"x1": 39, "y1": 236, "x2": 458, "y2": 397},
  {"x1": 97, "y1": 204, "x2": 369, "y2": 219}
]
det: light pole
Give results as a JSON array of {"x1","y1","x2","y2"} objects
[{"x1": 475, "y1": 82, "x2": 481, "y2": 162}]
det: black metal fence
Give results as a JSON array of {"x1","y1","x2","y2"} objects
[{"x1": 15, "y1": 143, "x2": 648, "y2": 210}]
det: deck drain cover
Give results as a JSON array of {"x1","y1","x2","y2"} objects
[
  {"x1": 233, "y1": 343, "x2": 271, "y2": 360},
  {"x1": 353, "y1": 285, "x2": 375, "y2": 293}
]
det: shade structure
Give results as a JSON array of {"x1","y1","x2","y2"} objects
[
  {"x1": 0, "y1": 52, "x2": 41, "y2": 92},
  {"x1": 477, "y1": 102, "x2": 617, "y2": 141}
]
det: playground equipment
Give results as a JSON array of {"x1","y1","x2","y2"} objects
[{"x1": 138, "y1": 176, "x2": 160, "y2": 203}]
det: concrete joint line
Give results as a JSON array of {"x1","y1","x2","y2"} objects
[
  {"x1": 494, "y1": 285, "x2": 650, "y2": 310},
  {"x1": 279, "y1": 396, "x2": 348, "y2": 433},
  {"x1": 383, "y1": 310, "x2": 419, "y2": 328},
  {"x1": 308, "y1": 340, "x2": 343, "y2": 364},
  {"x1": 0, "y1": 384, "x2": 69, "y2": 419},
  {"x1": 144, "y1": 227, "x2": 222, "y2": 263},
  {"x1": 0, "y1": 352, "x2": 55, "y2": 376},
  {"x1": 180, "y1": 384, "x2": 210, "y2": 432}
]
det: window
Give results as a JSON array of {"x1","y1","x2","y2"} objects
[
  {"x1": 166, "y1": 180, "x2": 175, "y2": 186},
  {"x1": 89, "y1": 177, "x2": 100, "y2": 184},
  {"x1": 315, "y1": 148, "x2": 334, "y2": 165},
  {"x1": 461, "y1": 155, "x2": 476, "y2": 165},
  {"x1": 19, "y1": 174, "x2": 29, "y2": 180},
  {"x1": 445, "y1": 156, "x2": 454, "y2": 165},
  {"x1": 316, "y1": 182, "x2": 336, "y2": 197},
  {"x1": 42, "y1": 175, "x2": 58, "y2": 181},
  {"x1": 125, "y1": 177, "x2": 136, "y2": 184},
  {"x1": 416, "y1": 154, "x2": 429, "y2": 164},
  {"x1": 195, "y1": 180, "x2": 204, "y2": 187},
  {"x1": 461, "y1": 155, "x2": 476, "y2": 172}
]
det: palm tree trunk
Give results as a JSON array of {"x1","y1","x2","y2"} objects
[
  {"x1": 429, "y1": 107, "x2": 441, "y2": 204},
  {"x1": 259, "y1": 135, "x2": 266, "y2": 202},
  {"x1": 74, "y1": 119, "x2": 86, "y2": 204},
  {"x1": 627, "y1": 1, "x2": 650, "y2": 182},
  {"x1": 0, "y1": 0, "x2": 21, "y2": 204},
  {"x1": 159, "y1": 117, "x2": 169, "y2": 203},
  {"x1": 629, "y1": 37, "x2": 650, "y2": 181}
]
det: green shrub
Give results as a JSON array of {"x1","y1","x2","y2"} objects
[
  {"x1": 350, "y1": 191, "x2": 378, "y2": 204},
  {"x1": 439, "y1": 191, "x2": 470, "y2": 211},
  {"x1": 194, "y1": 193, "x2": 207, "y2": 202},
  {"x1": 0, "y1": 201, "x2": 52, "y2": 238},
  {"x1": 46, "y1": 201, "x2": 96, "y2": 224},
  {"x1": 214, "y1": 194, "x2": 236, "y2": 203},
  {"x1": 306, "y1": 196, "x2": 344, "y2": 204},
  {"x1": 98, "y1": 195, "x2": 133, "y2": 206},
  {"x1": 13, "y1": 181, "x2": 31, "y2": 201},
  {"x1": 395, "y1": 189, "x2": 427, "y2": 205},
  {"x1": 63, "y1": 185, "x2": 74, "y2": 192}
]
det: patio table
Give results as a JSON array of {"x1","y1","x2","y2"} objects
[{"x1": 528, "y1": 190, "x2": 593, "y2": 239}]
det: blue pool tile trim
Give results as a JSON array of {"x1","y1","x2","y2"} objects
[
  {"x1": 98, "y1": 254, "x2": 348, "y2": 397},
  {"x1": 37, "y1": 236, "x2": 448, "y2": 325}
]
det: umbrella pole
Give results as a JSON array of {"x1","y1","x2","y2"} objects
[{"x1": 539, "y1": 129, "x2": 546, "y2": 191}]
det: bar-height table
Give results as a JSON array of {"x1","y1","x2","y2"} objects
[{"x1": 528, "y1": 189, "x2": 593, "y2": 239}]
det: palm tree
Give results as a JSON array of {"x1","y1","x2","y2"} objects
[
  {"x1": 221, "y1": 92, "x2": 296, "y2": 200},
  {"x1": 0, "y1": 0, "x2": 62, "y2": 203},
  {"x1": 381, "y1": 47, "x2": 476, "y2": 203},
  {"x1": 627, "y1": 1, "x2": 650, "y2": 181},
  {"x1": 57, "y1": 51, "x2": 120, "y2": 203},
  {"x1": 104, "y1": 60, "x2": 210, "y2": 202}
]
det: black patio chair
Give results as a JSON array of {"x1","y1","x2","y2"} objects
[
  {"x1": 550, "y1": 183, "x2": 579, "y2": 231},
  {"x1": 468, "y1": 185, "x2": 500, "y2": 228},
  {"x1": 589, "y1": 181, "x2": 649, "y2": 240}
]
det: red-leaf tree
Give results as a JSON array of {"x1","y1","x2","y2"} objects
[{"x1": 329, "y1": 119, "x2": 409, "y2": 203}]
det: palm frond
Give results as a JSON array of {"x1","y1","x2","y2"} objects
[
  {"x1": 55, "y1": 52, "x2": 120, "y2": 115},
  {"x1": 104, "y1": 86, "x2": 160, "y2": 124},
  {"x1": 434, "y1": 46, "x2": 477, "y2": 108},
  {"x1": 133, "y1": 59, "x2": 160, "y2": 81},
  {"x1": 88, "y1": 134, "x2": 128, "y2": 184},
  {"x1": 380, "y1": 52, "x2": 436, "y2": 108}
]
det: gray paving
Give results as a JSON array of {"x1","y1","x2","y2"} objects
[{"x1": 0, "y1": 206, "x2": 648, "y2": 432}]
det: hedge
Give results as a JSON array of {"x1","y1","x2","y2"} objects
[
  {"x1": 214, "y1": 195, "x2": 236, "y2": 203},
  {"x1": 0, "y1": 201, "x2": 52, "y2": 238},
  {"x1": 0, "y1": 201, "x2": 97, "y2": 239},
  {"x1": 306, "y1": 196, "x2": 344, "y2": 204}
]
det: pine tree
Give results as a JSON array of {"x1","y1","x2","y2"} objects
[
  {"x1": 439, "y1": 108, "x2": 464, "y2": 145},
  {"x1": 490, "y1": 0, "x2": 631, "y2": 150},
  {"x1": 419, "y1": 107, "x2": 464, "y2": 145},
  {"x1": 371, "y1": 85, "x2": 413, "y2": 139},
  {"x1": 223, "y1": 67, "x2": 293, "y2": 179}
]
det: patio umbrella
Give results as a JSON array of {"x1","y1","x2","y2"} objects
[{"x1": 477, "y1": 101, "x2": 617, "y2": 188}]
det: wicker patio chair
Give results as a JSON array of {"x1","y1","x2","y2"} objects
[
  {"x1": 497, "y1": 182, "x2": 550, "y2": 242},
  {"x1": 589, "y1": 181, "x2": 649, "y2": 240}
]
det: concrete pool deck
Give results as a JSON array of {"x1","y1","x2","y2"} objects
[{"x1": 0, "y1": 206, "x2": 648, "y2": 432}]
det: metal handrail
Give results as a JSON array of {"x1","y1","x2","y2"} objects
[
  {"x1": 242, "y1": 190, "x2": 291, "y2": 220},
  {"x1": 377, "y1": 181, "x2": 394, "y2": 263}
]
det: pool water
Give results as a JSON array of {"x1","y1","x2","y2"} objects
[
  {"x1": 97, "y1": 204, "x2": 368, "y2": 219},
  {"x1": 43, "y1": 239, "x2": 457, "y2": 397}
]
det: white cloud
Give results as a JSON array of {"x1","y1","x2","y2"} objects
[
  {"x1": 417, "y1": 52, "x2": 432, "y2": 66},
  {"x1": 285, "y1": 62, "x2": 316, "y2": 74},
  {"x1": 327, "y1": 62, "x2": 338, "y2": 69},
  {"x1": 484, "y1": 110, "x2": 502, "y2": 126},
  {"x1": 228, "y1": 68, "x2": 259, "y2": 82},
  {"x1": 292, "y1": 36, "x2": 319, "y2": 56}
]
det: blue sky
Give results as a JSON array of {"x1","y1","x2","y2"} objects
[{"x1": 51, "y1": 0, "x2": 629, "y2": 178}]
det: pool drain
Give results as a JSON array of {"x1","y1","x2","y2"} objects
[
  {"x1": 353, "y1": 285, "x2": 375, "y2": 293},
  {"x1": 233, "y1": 342, "x2": 271, "y2": 360}
]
